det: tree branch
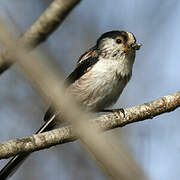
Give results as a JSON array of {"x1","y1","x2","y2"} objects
[
  {"x1": 0, "y1": 91, "x2": 179, "y2": 159},
  {"x1": 0, "y1": 0, "x2": 81, "y2": 73}
]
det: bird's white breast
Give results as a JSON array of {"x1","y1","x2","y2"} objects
[{"x1": 69, "y1": 57, "x2": 132, "y2": 111}]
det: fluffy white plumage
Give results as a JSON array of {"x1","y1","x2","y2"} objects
[{"x1": 69, "y1": 48, "x2": 135, "y2": 111}]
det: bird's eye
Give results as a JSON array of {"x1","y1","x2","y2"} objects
[{"x1": 116, "y1": 39, "x2": 122, "y2": 44}]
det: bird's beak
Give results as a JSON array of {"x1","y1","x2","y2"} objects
[
  {"x1": 131, "y1": 43, "x2": 142, "y2": 50},
  {"x1": 124, "y1": 43, "x2": 142, "y2": 53}
]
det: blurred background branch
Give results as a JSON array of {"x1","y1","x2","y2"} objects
[
  {"x1": 0, "y1": 91, "x2": 179, "y2": 159},
  {"x1": 0, "y1": 0, "x2": 81, "y2": 74}
]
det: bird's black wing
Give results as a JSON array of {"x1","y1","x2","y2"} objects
[
  {"x1": 66, "y1": 45, "x2": 99, "y2": 85},
  {"x1": 44, "y1": 47, "x2": 99, "y2": 121},
  {"x1": 65, "y1": 52, "x2": 99, "y2": 86}
]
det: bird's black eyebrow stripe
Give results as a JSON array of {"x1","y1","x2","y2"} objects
[
  {"x1": 119, "y1": 31, "x2": 128, "y2": 42},
  {"x1": 97, "y1": 30, "x2": 129, "y2": 45}
]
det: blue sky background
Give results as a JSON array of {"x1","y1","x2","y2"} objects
[{"x1": 0, "y1": 0, "x2": 180, "y2": 179}]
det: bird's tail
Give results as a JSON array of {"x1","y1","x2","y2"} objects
[{"x1": 0, "y1": 116, "x2": 56, "y2": 180}]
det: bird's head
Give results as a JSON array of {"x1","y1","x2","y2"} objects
[{"x1": 96, "y1": 30, "x2": 142, "y2": 59}]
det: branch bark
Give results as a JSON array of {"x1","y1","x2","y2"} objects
[
  {"x1": 0, "y1": 0, "x2": 81, "y2": 73},
  {"x1": 0, "y1": 91, "x2": 179, "y2": 159}
]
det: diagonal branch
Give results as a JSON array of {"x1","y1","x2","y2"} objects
[
  {"x1": 0, "y1": 0, "x2": 81, "y2": 73},
  {"x1": 0, "y1": 91, "x2": 179, "y2": 159}
]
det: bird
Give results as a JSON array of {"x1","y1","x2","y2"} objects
[{"x1": 0, "y1": 30, "x2": 142, "y2": 179}]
